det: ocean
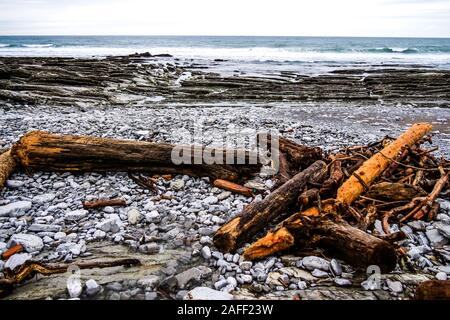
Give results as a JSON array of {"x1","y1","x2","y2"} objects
[{"x1": 1, "y1": 36, "x2": 450, "y2": 74}]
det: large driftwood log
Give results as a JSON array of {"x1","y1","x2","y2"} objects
[
  {"x1": 11, "y1": 131, "x2": 263, "y2": 181},
  {"x1": 415, "y1": 280, "x2": 450, "y2": 300},
  {"x1": 243, "y1": 123, "x2": 433, "y2": 262},
  {"x1": 213, "y1": 160, "x2": 327, "y2": 252},
  {"x1": 0, "y1": 150, "x2": 17, "y2": 190}
]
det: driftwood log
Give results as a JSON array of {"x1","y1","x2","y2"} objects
[
  {"x1": 243, "y1": 123, "x2": 433, "y2": 268},
  {"x1": 213, "y1": 179, "x2": 253, "y2": 197},
  {"x1": 244, "y1": 215, "x2": 397, "y2": 272},
  {"x1": 10, "y1": 131, "x2": 263, "y2": 181},
  {"x1": 415, "y1": 280, "x2": 450, "y2": 300},
  {"x1": 0, "y1": 150, "x2": 17, "y2": 189},
  {"x1": 83, "y1": 198, "x2": 127, "y2": 209},
  {"x1": 213, "y1": 160, "x2": 327, "y2": 252}
]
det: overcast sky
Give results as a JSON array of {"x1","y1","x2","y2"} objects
[{"x1": 0, "y1": 0, "x2": 449, "y2": 37}]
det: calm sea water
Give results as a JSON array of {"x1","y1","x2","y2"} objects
[{"x1": 1, "y1": 36, "x2": 450, "y2": 73}]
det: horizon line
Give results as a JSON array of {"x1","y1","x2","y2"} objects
[{"x1": 1, "y1": 34, "x2": 450, "y2": 39}]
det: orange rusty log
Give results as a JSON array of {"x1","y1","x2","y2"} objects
[
  {"x1": 213, "y1": 179, "x2": 253, "y2": 197},
  {"x1": 1, "y1": 244, "x2": 23, "y2": 260},
  {"x1": 83, "y1": 198, "x2": 127, "y2": 209}
]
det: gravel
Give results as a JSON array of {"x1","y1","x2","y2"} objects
[{"x1": 0, "y1": 103, "x2": 449, "y2": 300}]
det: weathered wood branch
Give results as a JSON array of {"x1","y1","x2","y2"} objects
[
  {"x1": 366, "y1": 182, "x2": 427, "y2": 202},
  {"x1": 10, "y1": 131, "x2": 263, "y2": 181},
  {"x1": 82, "y1": 198, "x2": 127, "y2": 209},
  {"x1": 213, "y1": 179, "x2": 253, "y2": 197}
]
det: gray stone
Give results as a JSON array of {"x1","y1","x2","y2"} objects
[
  {"x1": 4, "y1": 252, "x2": 32, "y2": 271},
  {"x1": 436, "y1": 272, "x2": 448, "y2": 280},
  {"x1": 400, "y1": 225, "x2": 413, "y2": 235},
  {"x1": 239, "y1": 261, "x2": 252, "y2": 271},
  {"x1": 361, "y1": 278, "x2": 380, "y2": 291},
  {"x1": 93, "y1": 229, "x2": 106, "y2": 239},
  {"x1": 426, "y1": 229, "x2": 448, "y2": 247},
  {"x1": 198, "y1": 227, "x2": 214, "y2": 236},
  {"x1": 56, "y1": 242, "x2": 85, "y2": 256},
  {"x1": 227, "y1": 276, "x2": 237, "y2": 288},
  {"x1": 386, "y1": 279, "x2": 403, "y2": 293},
  {"x1": 185, "y1": 287, "x2": 233, "y2": 300},
  {"x1": 127, "y1": 208, "x2": 141, "y2": 225},
  {"x1": 145, "y1": 210, "x2": 160, "y2": 223},
  {"x1": 9, "y1": 233, "x2": 44, "y2": 252},
  {"x1": 54, "y1": 232, "x2": 66, "y2": 240},
  {"x1": 244, "y1": 181, "x2": 266, "y2": 190},
  {"x1": 85, "y1": 279, "x2": 101, "y2": 296},
  {"x1": 53, "y1": 182, "x2": 66, "y2": 189},
  {"x1": 103, "y1": 206, "x2": 115, "y2": 214},
  {"x1": 212, "y1": 251, "x2": 224, "y2": 260},
  {"x1": 170, "y1": 179, "x2": 185, "y2": 191},
  {"x1": 311, "y1": 269, "x2": 329, "y2": 278},
  {"x1": 110, "y1": 292, "x2": 120, "y2": 300},
  {"x1": 175, "y1": 266, "x2": 212, "y2": 289},
  {"x1": 32, "y1": 193, "x2": 56, "y2": 204},
  {"x1": 203, "y1": 196, "x2": 218, "y2": 205},
  {"x1": 28, "y1": 224, "x2": 61, "y2": 233},
  {"x1": 97, "y1": 218, "x2": 120, "y2": 233},
  {"x1": 145, "y1": 292, "x2": 158, "y2": 300},
  {"x1": 65, "y1": 209, "x2": 88, "y2": 222},
  {"x1": 201, "y1": 246, "x2": 211, "y2": 260},
  {"x1": 6, "y1": 180, "x2": 25, "y2": 188},
  {"x1": 238, "y1": 274, "x2": 252, "y2": 284},
  {"x1": 297, "y1": 281, "x2": 307, "y2": 290},
  {"x1": 438, "y1": 265, "x2": 450, "y2": 274},
  {"x1": 106, "y1": 282, "x2": 123, "y2": 291},
  {"x1": 334, "y1": 278, "x2": 352, "y2": 286},
  {"x1": 138, "y1": 243, "x2": 160, "y2": 254},
  {"x1": 0, "y1": 242, "x2": 6, "y2": 254},
  {"x1": 279, "y1": 267, "x2": 315, "y2": 281},
  {"x1": 435, "y1": 223, "x2": 450, "y2": 239},
  {"x1": 137, "y1": 275, "x2": 160, "y2": 289},
  {"x1": 217, "y1": 192, "x2": 231, "y2": 201},
  {"x1": 0, "y1": 201, "x2": 32, "y2": 217},
  {"x1": 407, "y1": 220, "x2": 426, "y2": 231},
  {"x1": 330, "y1": 259, "x2": 342, "y2": 276},
  {"x1": 301, "y1": 256, "x2": 330, "y2": 271},
  {"x1": 438, "y1": 200, "x2": 450, "y2": 212},
  {"x1": 214, "y1": 279, "x2": 229, "y2": 290}
]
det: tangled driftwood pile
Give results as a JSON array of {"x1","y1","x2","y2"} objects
[{"x1": 0, "y1": 123, "x2": 449, "y2": 299}]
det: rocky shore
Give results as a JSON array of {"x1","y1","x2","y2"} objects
[
  {"x1": 0, "y1": 55, "x2": 449, "y2": 107},
  {"x1": 0, "y1": 54, "x2": 449, "y2": 300}
]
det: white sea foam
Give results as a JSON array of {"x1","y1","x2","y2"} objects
[
  {"x1": 0, "y1": 45, "x2": 449, "y2": 73},
  {"x1": 22, "y1": 44, "x2": 54, "y2": 48}
]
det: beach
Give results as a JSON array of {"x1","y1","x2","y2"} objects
[{"x1": 1, "y1": 37, "x2": 450, "y2": 300}]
